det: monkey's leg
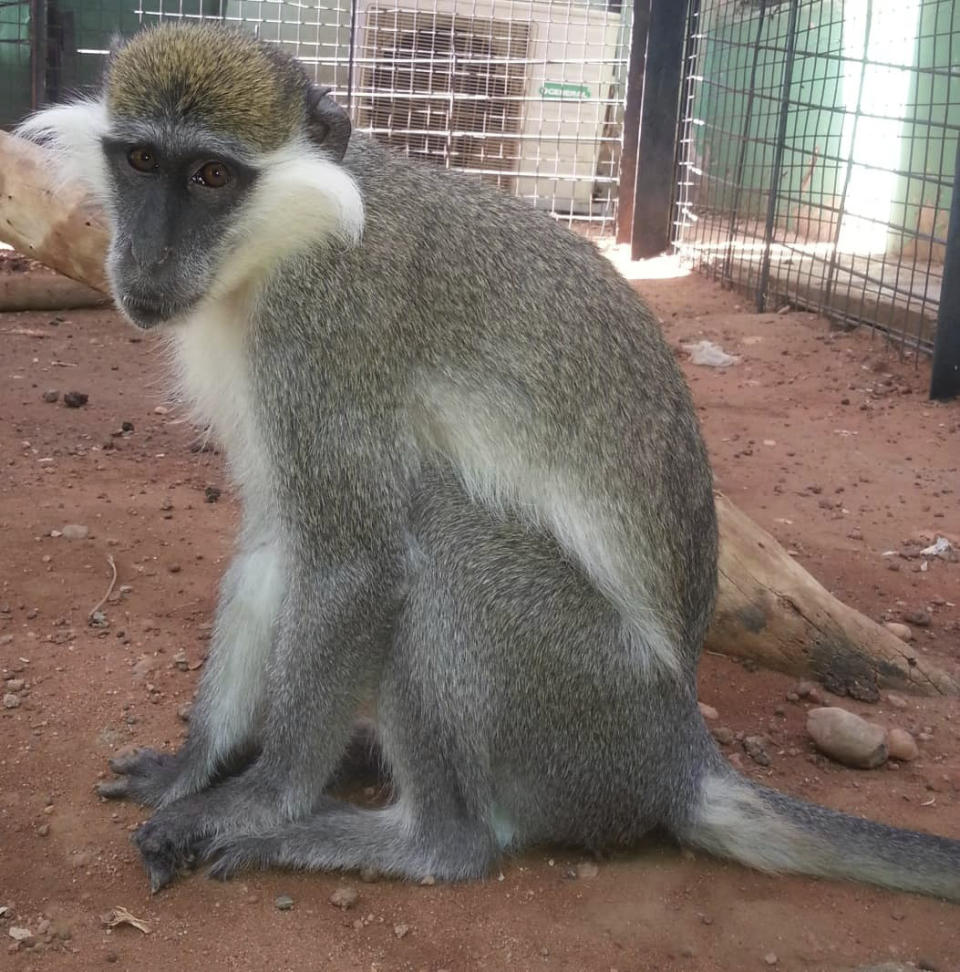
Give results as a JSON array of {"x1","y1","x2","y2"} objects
[
  {"x1": 205, "y1": 796, "x2": 497, "y2": 883},
  {"x1": 100, "y1": 534, "x2": 284, "y2": 807},
  {"x1": 204, "y1": 549, "x2": 503, "y2": 883}
]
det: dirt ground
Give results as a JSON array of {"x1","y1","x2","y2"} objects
[{"x1": 0, "y1": 260, "x2": 958, "y2": 972}]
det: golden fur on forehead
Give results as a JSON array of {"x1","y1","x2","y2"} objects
[{"x1": 106, "y1": 23, "x2": 309, "y2": 151}]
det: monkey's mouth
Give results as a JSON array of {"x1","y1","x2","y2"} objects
[{"x1": 119, "y1": 292, "x2": 195, "y2": 329}]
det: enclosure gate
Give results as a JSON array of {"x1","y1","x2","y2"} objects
[{"x1": 671, "y1": 0, "x2": 960, "y2": 396}]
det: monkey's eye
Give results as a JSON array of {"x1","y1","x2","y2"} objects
[
  {"x1": 193, "y1": 161, "x2": 231, "y2": 189},
  {"x1": 128, "y1": 147, "x2": 158, "y2": 172}
]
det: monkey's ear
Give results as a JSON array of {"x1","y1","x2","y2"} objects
[{"x1": 305, "y1": 83, "x2": 351, "y2": 162}]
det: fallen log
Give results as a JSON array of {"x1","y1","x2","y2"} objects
[{"x1": 1, "y1": 129, "x2": 956, "y2": 698}]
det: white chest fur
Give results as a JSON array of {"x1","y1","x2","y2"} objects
[{"x1": 171, "y1": 299, "x2": 271, "y2": 500}]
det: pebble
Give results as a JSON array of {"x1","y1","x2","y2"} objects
[
  {"x1": 121, "y1": 421, "x2": 134, "y2": 432},
  {"x1": 764, "y1": 952, "x2": 778, "y2": 966},
  {"x1": 359, "y1": 867, "x2": 379, "y2": 883},
  {"x1": 884, "y1": 622, "x2": 913, "y2": 642},
  {"x1": 3, "y1": 693, "x2": 21, "y2": 709},
  {"x1": 885, "y1": 692, "x2": 908, "y2": 709},
  {"x1": 743, "y1": 735, "x2": 771, "y2": 766},
  {"x1": 5, "y1": 679, "x2": 25, "y2": 692},
  {"x1": 697, "y1": 702, "x2": 719, "y2": 720},
  {"x1": 393, "y1": 923, "x2": 410, "y2": 939},
  {"x1": 903, "y1": 610, "x2": 931, "y2": 627},
  {"x1": 274, "y1": 894, "x2": 294, "y2": 911},
  {"x1": 7, "y1": 927, "x2": 32, "y2": 943},
  {"x1": 330, "y1": 887, "x2": 359, "y2": 910},
  {"x1": 807, "y1": 707, "x2": 887, "y2": 768},
  {"x1": 177, "y1": 703, "x2": 193, "y2": 722},
  {"x1": 61, "y1": 524, "x2": 89, "y2": 540},
  {"x1": 63, "y1": 391, "x2": 88, "y2": 408},
  {"x1": 886, "y1": 728, "x2": 919, "y2": 762},
  {"x1": 575, "y1": 861, "x2": 599, "y2": 879},
  {"x1": 789, "y1": 680, "x2": 824, "y2": 704},
  {"x1": 711, "y1": 726, "x2": 734, "y2": 746},
  {"x1": 42, "y1": 390, "x2": 59, "y2": 403},
  {"x1": 204, "y1": 485, "x2": 222, "y2": 503}
]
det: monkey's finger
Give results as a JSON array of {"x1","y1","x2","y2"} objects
[
  {"x1": 97, "y1": 779, "x2": 131, "y2": 799},
  {"x1": 108, "y1": 748, "x2": 168, "y2": 776}
]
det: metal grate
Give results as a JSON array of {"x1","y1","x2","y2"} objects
[
  {"x1": 0, "y1": 0, "x2": 633, "y2": 235},
  {"x1": 673, "y1": 0, "x2": 960, "y2": 357},
  {"x1": 356, "y1": 9, "x2": 530, "y2": 192}
]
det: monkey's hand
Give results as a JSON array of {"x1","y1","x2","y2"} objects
[
  {"x1": 98, "y1": 748, "x2": 188, "y2": 808},
  {"x1": 131, "y1": 769, "x2": 283, "y2": 891}
]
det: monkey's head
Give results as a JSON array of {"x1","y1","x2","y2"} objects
[{"x1": 18, "y1": 23, "x2": 364, "y2": 329}]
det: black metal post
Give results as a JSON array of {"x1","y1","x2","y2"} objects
[
  {"x1": 629, "y1": 0, "x2": 689, "y2": 260},
  {"x1": 29, "y1": 0, "x2": 47, "y2": 111},
  {"x1": 755, "y1": 0, "x2": 799, "y2": 312},
  {"x1": 930, "y1": 137, "x2": 960, "y2": 400},
  {"x1": 722, "y1": 0, "x2": 768, "y2": 284},
  {"x1": 616, "y1": 0, "x2": 651, "y2": 245}
]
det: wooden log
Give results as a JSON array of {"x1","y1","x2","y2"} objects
[
  {"x1": 0, "y1": 130, "x2": 111, "y2": 293},
  {"x1": 0, "y1": 272, "x2": 110, "y2": 311},
  {"x1": 1, "y1": 131, "x2": 956, "y2": 697},
  {"x1": 709, "y1": 495, "x2": 957, "y2": 698}
]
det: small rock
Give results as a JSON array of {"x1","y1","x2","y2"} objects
[
  {"x1": 8, "y1": 927, "x2": 32, "y2": 943},
  {"x1": 884, "y1": 621, "x2": 913, "y2": 642},
  {"x1": 698, "y1": 702, "x2": 719, "y2": 720},
  {"x1": 121, "y1": 421, "x2": 134, "y2": 432},
  {"x1": 575, "y1": 861, "x2": 599, "y2": 879},
  {"x1": 274, "y1": 894, "x2": 294, "y2": 911},
  {"x1": 711, "y1": 726, "x2": 734, "y2": 746},
  {"x1": 3, "y1": 694, "x2": 21, "y2": 709},
  {"x1": 359, "y1": 867, "x2": 379, "y2": 883},
  {"x1": 61, "y1": 524, "x2": 89, "y2": 540},
  {"x1": 886, "y1": 728, "x2": 919, "y2": 762},
  {"x1": 330, "y1": 887, "x2": 359, "y2": 910},
  {"x1": 419, "y1": 874, "x2": 436, "y2": 886},
  {"x1": 743, "y1": 736, "x2": 771, "y2": 766},
  {"x1": 789, "y1": 680, "x2": 824, "y2": 704},
  {"x1": 177, "y1": 703, "x2": 193, "y2": 722},
  {"x1": 5, "y1": 679, "x2": 25, "y2": 693},
  {"x1": 885, "y1": 692, "x2": 908, "y2": 709},
  {"x1": 154, "y1": 405, "x2": 169, "y2": 415},
  {"x1": 168, "y1": 564, "x2": 181, "y2": 574},
  {"x1": 42, "y1": 390, "x2": 59, "y2": 403},
  {"x1": 764, "y1": 953, "x2": 778, "y2": 966},
  {"x1": 37, "y1": 823, "x2": 49, "y2": 836},
  {"x1": 63, "y1": 391, "x2": 88, "y2": 408},
  {"x1": 903, "y1": 610, "x2": 931, "y2": 628},
  {"x1": 393, "y1": 923, "x2": 410, "y2": 939},
  {"x1": 204, "y1": 485, "x2": 222, "y2": 503},
  {"x1": 807, "y1": 707, "x2": 887, "y2": 769}
]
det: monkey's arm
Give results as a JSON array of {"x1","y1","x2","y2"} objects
[{"x1": 100, "y1": 517, "x2": 284, "y2": 806}]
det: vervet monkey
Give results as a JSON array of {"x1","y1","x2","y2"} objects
[{"x1": 19, "y1": 23, "x2": 960, "y2": 899}]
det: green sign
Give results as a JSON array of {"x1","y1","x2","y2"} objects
[{"x1": 539, "y1": 82, "x2": 592, "y2": 101}]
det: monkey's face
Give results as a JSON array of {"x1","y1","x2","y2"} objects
[{"x1": 101, "y1": 122, "x2": 258, "y2": 329}]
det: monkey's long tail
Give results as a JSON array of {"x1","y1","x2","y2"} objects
[{"x1": 680, "y1": 768, "x2": 960, "y2": 901}]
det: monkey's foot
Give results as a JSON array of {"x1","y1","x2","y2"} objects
[
  {"x1": 131, "y1": 775, "x2": 285, "y2": 891},
  {"x1": 98, "y1": 748, "x2": 186, "y2": 807},
  {"x1": 205, "y1": 835, "x2": 281, "y2": 881}
]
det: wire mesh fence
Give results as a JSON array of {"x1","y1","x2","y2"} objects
[
  {"x1": 0, "y1": 0, "x2": 634, "y2": 233},
  {"x1": 673, "y1": 0, "x2": 960, "y2": 356}
]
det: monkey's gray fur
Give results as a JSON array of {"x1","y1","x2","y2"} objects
[{"x1": 20, "y1": 23, "x2": 960, "y2": 900}]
